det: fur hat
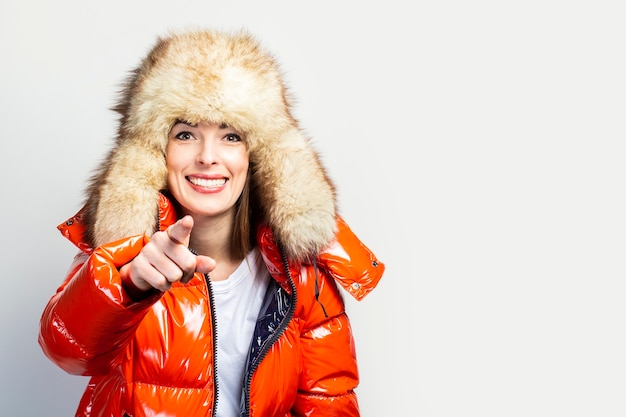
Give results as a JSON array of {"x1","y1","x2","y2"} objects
[{"x1": 82, "y1": 29, "x2": 337, "y2": 260}]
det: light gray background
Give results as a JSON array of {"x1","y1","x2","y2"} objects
[{"x1": 1, "y1": 1, "x2": 624, "y2": 416}]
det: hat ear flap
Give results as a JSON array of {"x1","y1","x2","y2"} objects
[
  {"x1": 84, "y1": 141, "x2": 168, "y2": 247},
  {"x1": 251, "y1": 128, "x2": 337, "y2": 260}
]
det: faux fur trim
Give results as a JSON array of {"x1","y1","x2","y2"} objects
[{"x1": 82, "y1": 29, "x2": 337, "y2": 260}]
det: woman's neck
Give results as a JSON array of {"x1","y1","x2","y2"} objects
[{"x1": 187, "y1": 212, "x2": 243, "y2": 281}]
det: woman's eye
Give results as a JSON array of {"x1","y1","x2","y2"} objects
[
  {"x1": 225, "y1": 133, "x2": 242, "y2": 142},
  {"x1": 175, "y1": 131, "x2": 194, "y2": 141}
]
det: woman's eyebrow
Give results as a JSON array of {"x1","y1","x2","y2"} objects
[{"x1": 174, "y1": 119, "x2": 197, "y2": 127}]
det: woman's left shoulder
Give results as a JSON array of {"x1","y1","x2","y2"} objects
[{"x1": 315, "y1": 216, "x2": 385, "y2": 301}]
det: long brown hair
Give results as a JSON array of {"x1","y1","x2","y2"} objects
[{"x1": 231, "y1": 167, "x2": 257, "y2": 259}]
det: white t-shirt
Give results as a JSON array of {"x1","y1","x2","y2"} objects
[{"x1": 211, "y1": 248, "x2": 270, "y2": 417}]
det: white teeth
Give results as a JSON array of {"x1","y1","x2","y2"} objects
[{"x1": 189, "y1": 177, "x2": 226, "y2": 187}]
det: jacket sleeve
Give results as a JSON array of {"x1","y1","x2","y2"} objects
[
  {"x1": 38, "y1": 235, "x2": 161, "y2": 376},
  {"x1": 292, "y1": 216, "x2": 385, "y2": 416}
]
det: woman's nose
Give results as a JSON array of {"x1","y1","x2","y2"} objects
[{"x1": 196, "y1": 140, "x2": 217, "y2": 165}]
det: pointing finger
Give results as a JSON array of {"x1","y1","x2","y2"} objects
[{"x1": 166, "y1": 215, "x2": 194, "y2": 246}]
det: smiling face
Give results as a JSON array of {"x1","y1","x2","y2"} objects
[{"x1": 166, "y1": 121, "x2": 249, "y2": 220}]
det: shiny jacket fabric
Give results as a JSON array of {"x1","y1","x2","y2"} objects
[{"x1": 39, "y1": 194, "x2": 384, "y2": 416}]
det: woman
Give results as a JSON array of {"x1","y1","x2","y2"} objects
[{"x1": 39, "y1": 29, "x2": 384, "y2": 417}]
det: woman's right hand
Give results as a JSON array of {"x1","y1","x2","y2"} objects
[{"x1": 119, "y1": 215, "x2": 216, "y2": 292}]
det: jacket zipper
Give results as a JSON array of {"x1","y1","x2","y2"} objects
[
  {"x1": 205, "y1": 272, "x2": 220, "y2": 416},
  {"x1": 190, "y1": 246, "x2": 220, "y2": 417},
  {"x1": 242, "y1": 247, "x2": 297, "y2": 416}
]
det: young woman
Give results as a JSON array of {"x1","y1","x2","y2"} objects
[{"x1": 39, "y1": 29, "x2": 384, "y2": 417}]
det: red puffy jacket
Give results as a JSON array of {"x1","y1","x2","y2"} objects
[{"x1": 39, "y1": 195, "x2": 384, "y2": 416}]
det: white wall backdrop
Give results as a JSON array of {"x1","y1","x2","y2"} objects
[{"x1": 1, "y1": 1, "x2": 625, "y2": 416}]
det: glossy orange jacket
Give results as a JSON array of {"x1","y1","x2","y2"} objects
[{"x1": 39, "y1": 195, "x2": 384, "y2": 416}]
